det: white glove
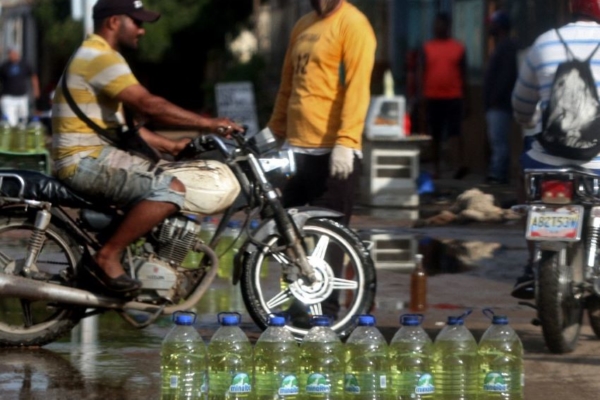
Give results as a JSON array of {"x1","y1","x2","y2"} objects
[{"x1": 329, "y1": 144, "x2": 354, "y2": 179}]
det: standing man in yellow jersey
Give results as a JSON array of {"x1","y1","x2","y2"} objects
[
  {"x1": 265, "y1": 0, "x2": 376, "y2": 227},
  {"x1": 52, "y1": 0, "x2": 242, "y2": 294}
]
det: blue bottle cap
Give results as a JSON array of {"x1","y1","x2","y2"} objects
[
  {"x1": 250, "y1": 220, "x2": 260, "y2": 230},
  {"x1": 175, "y1": 314, "x2": 194, "y2": 326},
  {"x1": 447, "y1": 316, "x2": 464, "y2": 326},
  {"x1": 30, "y1": 116, "x2": 40, "y2": 122},
  {"x1": 356, "y1": 315, "x2": 376, "y2": 326},
  {"x1": 310, "y1": 316, "x2": 331, "y2": 327},
  {"x1": 227, "y1": 220, "x2": 242, "y2": 228},
  {"x1": 221, "y1": 314, "x2": 241, "y2": 326},
  {"x1": 492, "y1": 315, "x2": 508, "y2": 325},
  {"x1": 268, "y1": 316, "x2": 286, "y2": 326},
  {"x1": 400, "y1": 314, "x2": 422, "y2": 326}
]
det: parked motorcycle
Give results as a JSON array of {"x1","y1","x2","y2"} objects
[
  {"x1": 0, "y1": 130, "x2": 376, "y2": 346},
  {"x1": 519, "y1": 167, "x2": 600, "y2": 353}
]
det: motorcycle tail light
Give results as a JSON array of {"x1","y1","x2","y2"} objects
[{"x1": 541, "y1": 180, "x2": 573, "y2": 204}]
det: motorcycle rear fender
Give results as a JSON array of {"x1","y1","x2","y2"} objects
[
  {"x1": 538, "y1": 242, "x2": 568, "y2": 252},
  {"x1": 232, "y1": 207, "x2": 343, "y2": 285}
]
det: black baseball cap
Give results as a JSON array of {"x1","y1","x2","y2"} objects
[{"x1": 93, "y1": 0, "x2": 161, "y2": 23}]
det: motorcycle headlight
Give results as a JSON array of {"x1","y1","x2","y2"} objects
[{"x1": 249, "y1": 128, "x2": 279, "y2": 155}]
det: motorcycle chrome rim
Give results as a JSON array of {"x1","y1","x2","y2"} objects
[{"x1": 251, "y1": 224, "x2": 365, "y2": 336}]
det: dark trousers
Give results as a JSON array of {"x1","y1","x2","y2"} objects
[
  {"x1": 281, "y1": 152, "x2": 361, "y2": 225},
  {"x1": 281, "y1": 152, "x2": 361, "y2": 317}
]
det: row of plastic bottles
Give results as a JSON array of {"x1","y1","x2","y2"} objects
[
  {"x1": 160, "y1": 310, "x2": 523, "y2": 400},
  {"x1": 0, "y1": 115, "x2": 46, "y2": 153}
]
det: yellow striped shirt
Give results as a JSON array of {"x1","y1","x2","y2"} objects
[{"x1": 51, "y1": 34, "x2": 139, "y2": 179}]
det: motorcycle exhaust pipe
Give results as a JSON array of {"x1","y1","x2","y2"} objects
[
  {"x1": 0, "y1": 273, "x2": 129, "y2": 309},
  {"x1": 0, "y1": 243, "x2": 221, "y2": 315}
]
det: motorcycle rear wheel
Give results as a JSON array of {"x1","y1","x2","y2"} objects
[
  {"x1": 586, "y1": 295, "x2": 600, "y2": 338},
  {"x1": 536, "y1": 243, "x2": 585, "y2": 353},
  {"x1": 241, "y1": 218, "x2": 376, "y2": 340},
  {"x1": 0, "y1": 211, "x2": 85, "y2": 347}
]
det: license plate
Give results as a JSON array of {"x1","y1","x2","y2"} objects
[{"x1": 526, "y1": 205, "x2": 583, "y2": 241}]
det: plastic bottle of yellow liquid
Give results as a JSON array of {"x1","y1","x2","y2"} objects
[
  {"x1": 344, "y1": 314, "x2": 388, "y2": 399},
  {"x1": 208, "y1": 312, "x2": 253, "y2": 400},
  {"x1": 26, "y1": 116, "x2": 46, "y2": 152},
  {"x1": 478, "y1": 309, "x2": 523, "y2": 400},
  {"x1": 0, "y1": 115, "x2": 11, "y2": 151},
  {"x1": 161, "y1": 311, "x2": 207, "y2": 399},
  {"x1": 181, "y1": 215, "x2": 203, "y2": 269},
  {"x1": 299, "y1": 316, "x2": 345, "y2": 400},
  {"x1": 12, "y1": 119, "x2": 27, "y2": 152},
  {"x1": 389, "y1": 314, "x2": 434, "y2": 400},
  {"x1": 253, "y1": 315, "x2": 300, "y2": 400},
  {"x1": 432, "y1": 310, "x2": 478, "y2": 400},
  {"x1": 217, "y1": 220, "x2": 242, "y2": 278}
]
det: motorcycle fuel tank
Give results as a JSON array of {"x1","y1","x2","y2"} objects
[{"x1": 162, "y1": 160, "x2": 241, "y2": 215}]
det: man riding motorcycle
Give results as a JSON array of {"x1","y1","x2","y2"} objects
[
  {"x1": 51, "y1": 0, "x2": 242, "y2": 295},
  {"x1": 511, "y1": 0, "x2": 600, "y2": 298}
]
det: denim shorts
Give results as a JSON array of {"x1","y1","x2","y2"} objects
[{"x1": 63, "y1": 147, "x2": 185, "y2": 209}]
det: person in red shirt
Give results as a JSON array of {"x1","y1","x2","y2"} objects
[{"x1": 422, "y1": 12, "x2": 469, "y2": 179}]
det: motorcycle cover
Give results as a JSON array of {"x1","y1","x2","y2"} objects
[{"x1": 162, "y1": 160, "x2": 240, "y2": 215}]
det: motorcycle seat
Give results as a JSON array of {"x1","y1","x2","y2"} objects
[{"x1": 0, "y1": 169, "x2": 92, "y2": 208}]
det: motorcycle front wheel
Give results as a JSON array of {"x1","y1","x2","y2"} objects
[
  {"x1": 0, "y1": 210, "x2": 85, "y2": 347},
  {"x1": 241, "y1": 218, "x2": 376, "y2": 340},
  {"x1": 536, "y1": 243, "x2": 585, "y2": 353}
]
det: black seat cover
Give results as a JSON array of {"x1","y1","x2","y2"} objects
[{"x1": 0, "y1": 170, "x2": 92, "y2": 208}]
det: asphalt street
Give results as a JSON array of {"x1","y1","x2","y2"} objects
[{"x1": 1, "y1": 165, "x2": 599, "y2": 399}]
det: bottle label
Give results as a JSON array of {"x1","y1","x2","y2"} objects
[
  {"x1": 483, "y1": 372, "x2": 508, "y2": 392},
  {"x1": 380, "y1": 374, "x2": 387, "y2": 389},
  {"x1": 344, "y1": 374, "x2": 360, "y2": 393},
  {"x1": 306, "y1": 373, "x2": 331, "y2": 394},
  {"x1": 415, "y1": 373, "x2": 435, "y2": 395},
  {"x1": 169, "y1": 375, "x2": 178, "y2": 389},
  {"x1": 229, "y1": 372, "x2": 252, "y2": 393},
  {"x1": 278, "y1": 374, "x2": 299, "y2": 396}
]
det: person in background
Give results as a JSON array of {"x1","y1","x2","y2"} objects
[
  {"x1": 263, "y1": 0, "x2": 376, "y2": 227},
  {"x1": 511, "y1": 0, "x2": 600, "y2": 299},
  {"x1": 421, "y1": 12, "x2": 469, "y2": 180},
  {"x1": 483, "y1": 10, "x2": 518, "y2": 185},
  {"x1": 52, "y1": 0, "x2": 241, "y2": 295},
  {"x1": 0, "y1": 48, "x2": 40, "y2": 126},
  {"x1": 260, "y1": 0, "x2": 376, "y2": 320}
]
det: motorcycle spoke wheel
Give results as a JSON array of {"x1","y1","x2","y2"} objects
[
  {"x1": 241, "y1": 218, "x2": 376, "y2": 340},
  {"x1": 0, "y1": 215, "x2": 85, "y2": 347},
  {"x1": 536, "y1": 244, "x2": 584, "y2": 354}
]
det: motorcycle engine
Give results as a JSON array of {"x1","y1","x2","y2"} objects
[
  {"x1": 130, "y1": 257, "x2": 179, "y2": 300},
  {"x1": 156, "y1": 215, "x2": 201, "y2": 266}
]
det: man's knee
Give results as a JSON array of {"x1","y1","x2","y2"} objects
[{"x1": 170, "y1": 178, "x2": 186, "y2": 194}]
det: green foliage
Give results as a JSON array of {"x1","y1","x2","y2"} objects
[
  {"x1": 33, "y1": 0, "x2": 83, "y2": 62},
  {"x1": 136, "y1": 0, "x2": 208, "y2": 62}
]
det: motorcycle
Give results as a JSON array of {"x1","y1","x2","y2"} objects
[
  {"x1": 0, "y1": 130, "x2": 376, "y2": 346},
  {"x1": 519, "y1": 167, "x2": 600, "y2": 353}
]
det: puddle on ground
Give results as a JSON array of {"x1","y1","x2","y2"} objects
[{"x1": 360, "y1": 230, "x2": 502, "y2": 276}]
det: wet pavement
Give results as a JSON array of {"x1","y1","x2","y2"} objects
[{"x1": 2, "y1": 174, "x2": 600, "y2": 399}]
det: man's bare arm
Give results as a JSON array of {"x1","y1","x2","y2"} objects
[
  {"x1": 138, "y1": 127, "x2": 190, "y2": 156},
  {"x1": 117, "y1": 84, "x2": 242, "y2": 134}
]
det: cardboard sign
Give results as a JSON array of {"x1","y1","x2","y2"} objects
[{"x1": 215, "y1": 82, "x2": 259, "y2": 134}]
